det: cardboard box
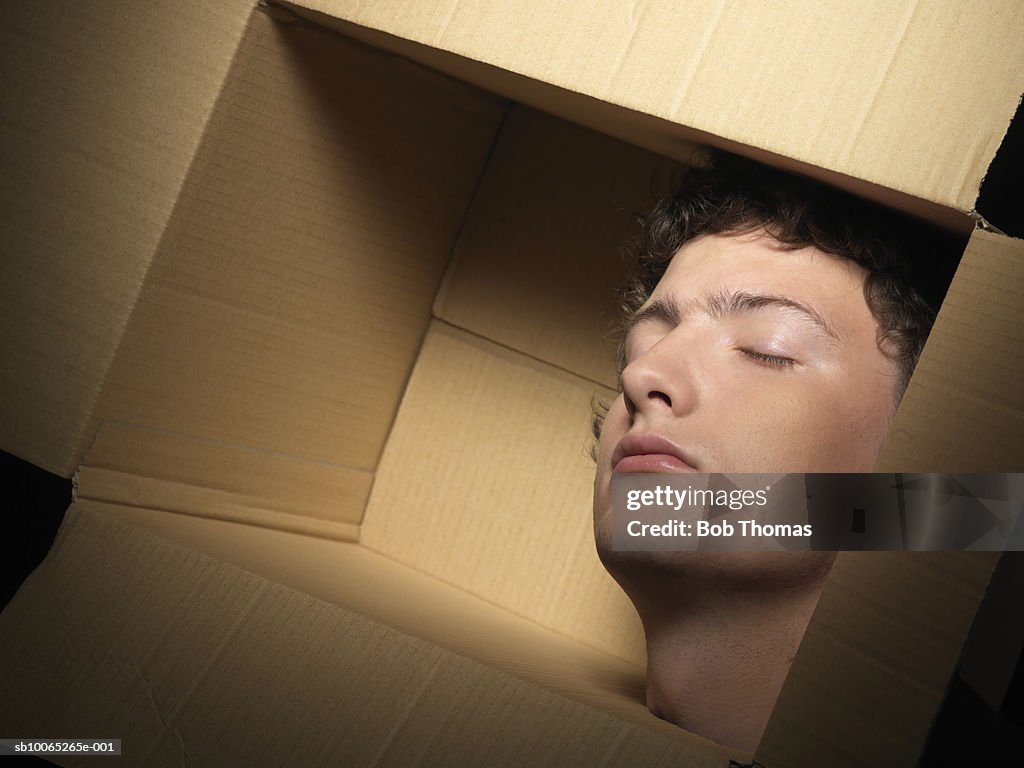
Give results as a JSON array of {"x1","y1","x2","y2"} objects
[{"x1": 1, "y1": 0, "x2": 1022, "y2": 765}]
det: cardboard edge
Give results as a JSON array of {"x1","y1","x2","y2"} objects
[
  {"x1": 43, "y1": 5, "x2": 268, "y2": 477},
  {"x1": 27, "y1": 502, "x2": 739, "y2": 764},
  {"x1": 276, "y1": 0, "x2": 977, "y2": 236}
]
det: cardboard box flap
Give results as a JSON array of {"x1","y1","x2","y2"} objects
[
  {"x1": 80, "y1": 11, "x2": 503, "y2": 496},
  {"x1": 0, "y1": 0, "x2": 255, "y2": 477},
  {"x1": 284, "y1": 0, "x2": 1024, "y2": 216},
  {"x1": 82, "y1": 497, "x2": 698, "y2": 753},
  {"x1": 2, "y1": 6, "x2": 506, "y2": 510},
  {"x1": 0, "y1": 504, "x2": 738, "y2": 767},
  {"x1": 758, "y1": 551, "x2": 1000, "y2": 767},
  {"x1": 878, "y1": 229, "x2": 1024, "y2": 472},
  {"x1": 75, "y1": 422, "x2": 364, "y2": 539}
]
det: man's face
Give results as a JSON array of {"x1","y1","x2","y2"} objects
[{"x1": 594, "y1": 232, "x2": 899, "y2": 548}]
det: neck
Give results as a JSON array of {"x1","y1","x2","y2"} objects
[{"x1": 618, "y1": 553, "x2": 834, "y2": 752}]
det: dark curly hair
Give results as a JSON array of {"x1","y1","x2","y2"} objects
[{"x1": 592, "y1": 150, "x2": 963, "y2": 446}]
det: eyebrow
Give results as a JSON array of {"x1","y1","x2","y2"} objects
[{"x1": 623, "y1": 289, "x2": 840, "y2": 344}]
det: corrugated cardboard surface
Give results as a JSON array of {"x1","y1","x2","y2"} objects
[
  {"x1": 3, "y1": 8, "x2": 507, "y2": 522},
  {"x1": 278, "y1": 4, "x2": 975, "y2": 234},
  {"x1": 76, "y1": 422, "x2": 364, "y2": 539},
  {"x1": 0, "y1": 505, "x2": 737, "y2": 767},
  {"x1": 758, "y1": 551, "x2": 999, "y2": 767},
  {"x1": 362, "y1": 323, "x2": 645, "y2": 665},
  {"x1": 0, "y1": 0, "x2": 255, "y2": 476},
  {"x1": 85, "y1": 10, "x2": 502, "y2": 477},
  {"x1": 291, "y1": 0, "x2": 1024, "y2": 212},
  {"x1": 364, "y1": 103, "x2": 659, "y2": 663},
  {"x1": 435, "y1": 105, "x2": 680, "y2": 388},
  {"x1": 877, "y1": 229, "x2": 1024, "y2": 472},
  {"x1": 78, "y1": 499, "x2": 695, "y2": 745}
]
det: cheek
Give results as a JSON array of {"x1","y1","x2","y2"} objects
[{"x1": 716, "y1": 380, "x2": 890, "y2": 472}]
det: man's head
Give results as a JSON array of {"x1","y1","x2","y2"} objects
[
  {"x1": 592, "y1": 151, "x2": 960, "y2": 565},
  {"x1": 592, "y1": 150, "x2": 956, "y2": 470},
  {"x1": 589, "y1": 151, "x2": 961, "y2": 748},
  {"x1": 619, "y1": 150, "x2": 945, "y2": 402}
]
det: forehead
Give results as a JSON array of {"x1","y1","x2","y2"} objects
[
  {"x1": 644, "y1": 233, "x2": 876, "y2": 337},
  {"x1": 653, "y1": 233, "x2": 866, "y2": 303}
]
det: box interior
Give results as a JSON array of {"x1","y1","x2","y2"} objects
[{"x1": 2, "y1": 1, "x2": 1023, "y2": 765}]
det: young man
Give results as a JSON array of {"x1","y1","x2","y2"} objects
[{"x1": 591, "y1": 152, "x2": 959, "y2": 751}]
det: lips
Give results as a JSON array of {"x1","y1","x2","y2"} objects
[{"x1": 611, "y1": 433, "x2": 699, "y2": 473}]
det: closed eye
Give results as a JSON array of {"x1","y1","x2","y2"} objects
[{"x1": 741, "y1": 349, "x2": 797, "y2": 367}]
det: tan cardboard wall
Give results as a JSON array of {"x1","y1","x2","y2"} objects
[
  {"x1": 74, "y1": 496, "x2": 651, "y2": 720},
  {"x1": 362, "y1": 323, "x2": 644, "y2": 664},
  {"x1": 87, "y1": 11, "x2": 504, "y2": 498},
  {"x1": 76, "y1": 423, "x2": 363, "y2": 540},
  {"x1": 0, "y1": 505, "x2": 735, "y2": 767},
  {"x1": 435, "y1": 105, "x2": 684, "y2": 388},
  {"x1": 2, "y1": 10, "x2": 508, "y2": 526},
  {"x1": 0, "y1": 0, "x2": 255, "y2": 476},
  {"x1": 877, "y1": 229, "x2": 1024, "y2": 471},
  {"x1": 759, "y1": 550, "x2": 1000, "y2": 767},
  {"x1": 293, "y1": 0, "x2": 1024, "y2": 213}
]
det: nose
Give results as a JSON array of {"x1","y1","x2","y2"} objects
[{"x1": 620, "y1": 332, "x2": 701, "y2": 421}]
